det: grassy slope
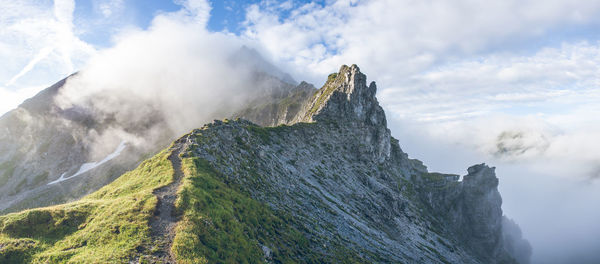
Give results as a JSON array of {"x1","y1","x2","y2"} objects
[
  {"x1": 1, "y1": 123, "x2": 371, "y2": 264},
  {"x1": 172, "y1": 157, "x2": 313, "y2": 263},
  {"x1": 0, "y1": 143, "x2": 320, "y2": 264},
  {"x1": 0, "y1": 148, "x2": 174, "y2": 263}
]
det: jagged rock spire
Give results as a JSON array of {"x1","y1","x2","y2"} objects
[
  {"x1": 296, "y1": 64, "x2": 386, "y2": 127},
  {"x1": 294, "y1": 64, "x2": 391, "y2": 163}
]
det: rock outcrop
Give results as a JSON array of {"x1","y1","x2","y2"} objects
[{"x1": 294, "y1": 64, "x2": 391, "y2": 163}]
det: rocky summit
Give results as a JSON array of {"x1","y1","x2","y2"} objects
[{"x1": 0, "y1": 64, "x2": 530, "y2": 263}]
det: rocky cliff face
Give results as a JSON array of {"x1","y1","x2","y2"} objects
[{"x1": 416, "y1": 164, "x2": 518, "y2": 263}]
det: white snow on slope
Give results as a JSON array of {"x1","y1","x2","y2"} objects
[{"x1": 48, "y1": 141, "x2": 127, "y2": 185}]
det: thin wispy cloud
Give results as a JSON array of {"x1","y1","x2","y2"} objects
[{"x1": 5, "y1": 46, "x2": 54, "y2": 86}]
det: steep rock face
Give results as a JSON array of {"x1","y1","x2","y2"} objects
[
  {"x1": 461, "y1": 164, "x2": 504, "y2": 260},
  {"x1": 415, "y1": 166, "x2": 530, "y2": 264},
  {"x1": 420, "y1": 164, "x2": 508, "y2": 262},
  {"x1": 298, "y1": 64, "x2": 384, "y2": 125}
]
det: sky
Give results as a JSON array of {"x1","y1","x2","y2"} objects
[{"x1": 1, "y1": 0, "x2": 600, "y2": 263}]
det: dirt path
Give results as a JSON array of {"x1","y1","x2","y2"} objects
[{"x1": 148, "y1": 139, "x2": 187, "y2": 264}]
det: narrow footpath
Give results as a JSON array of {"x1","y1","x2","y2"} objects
[{"x1": 148, "y1": 140, "x2": 187, "y2": 264}]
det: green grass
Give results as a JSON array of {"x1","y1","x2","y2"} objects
[
  {"x1": 307, "y1": 68, "x2": 349, "y2": 116},
  {"x1": 309, "y1": 82, "x2": 337, "y2": 115},
  {"x1": 172, "y1": 157, "x2": 311, "y2": 264},
  {"x1": 245, "y1": 124, "x2": 272, "y2": 143},
  {"x1": 0, "y1": 148, "x2": 175, "y2": 263}
]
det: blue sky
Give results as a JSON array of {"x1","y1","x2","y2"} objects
[{"x1": 2, "y1": 1, "x2": 600, "y2": 262}]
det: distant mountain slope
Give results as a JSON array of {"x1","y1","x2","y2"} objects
[{"x1": 0, "y1": 65, "x2": 530, "y2": 263}]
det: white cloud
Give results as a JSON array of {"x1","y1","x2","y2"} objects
[
  {"x1": 173, "y1": 0, "x2": 212, "y2": 26},
  {"x1": 0, "y1": 0, "x2": 215, "y2": 118},
  {"x1": 5, "y1": 46, "x2": 54, "y2": 86},
  {"x1": 373, "y1": 42, "x2": 600, "y2": 184},
  {"x1": 96, "y1": 0, "x2": 125, "y2": 18},
  {"x1": 53, "y1": 0, "x2": 74, "y2": 26},
  {"x1": 54, "y1": 5, "x2": 270, "y2": 149},
  {"x1": 243, "y1": 0, "x2": 600, "y2": 82}
]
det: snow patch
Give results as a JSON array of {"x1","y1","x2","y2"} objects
[{"x1": 48, "y1": 141, "x2": 127, "y2": 185}]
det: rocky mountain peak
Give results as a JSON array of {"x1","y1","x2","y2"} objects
[
  {"x1": 298, "y1": 64, "x2": 385, "y2": 127},
  {"x1": 293, "y1": 64, "x2": 391, "y2": 163}
]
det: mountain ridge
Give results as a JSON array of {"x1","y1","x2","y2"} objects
[{"x1": 0, "y1": 62, "x2": 531, "y2": 263}]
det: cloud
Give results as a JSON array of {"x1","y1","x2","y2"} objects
[
  {"x1": 376, "y1": 42, "x2": 600, "y2": 181},
  {"x1": 54, "y1": 1, "x2": 285, "y2": 157},
  {"x1": 2, "y1": 0, "x2": 95, "y2": 85},
  {"x1": 173, "y1": 0, "x2": 212, "y2": 26},
  {"x1": 95, "y1": 0, "x2": 125, "y2": 18},
  {"x1": 5, "y1": 46, "x2": 54, "y2": 86},
  {"x1": 243, "y1": 0, "x2": 600, "y2": 83}
]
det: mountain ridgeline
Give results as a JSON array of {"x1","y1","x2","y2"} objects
[{"x1": 0, "y1": 63, "x2": 531, "y2": 263}]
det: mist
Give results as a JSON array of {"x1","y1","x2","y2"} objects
[
  {"x1": 53, "y1": 11, "x2": 274, "y2": 159},
  {"x1": 387, "y1": 116, "x2": 600, "y2": 264}
]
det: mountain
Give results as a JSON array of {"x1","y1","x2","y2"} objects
[
  {"x1": 0, "y1": 48, "x2": 316, "y2": 214},
  {"x1": 0, "y1": 64, "x2": 530, "y2": 263}
]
